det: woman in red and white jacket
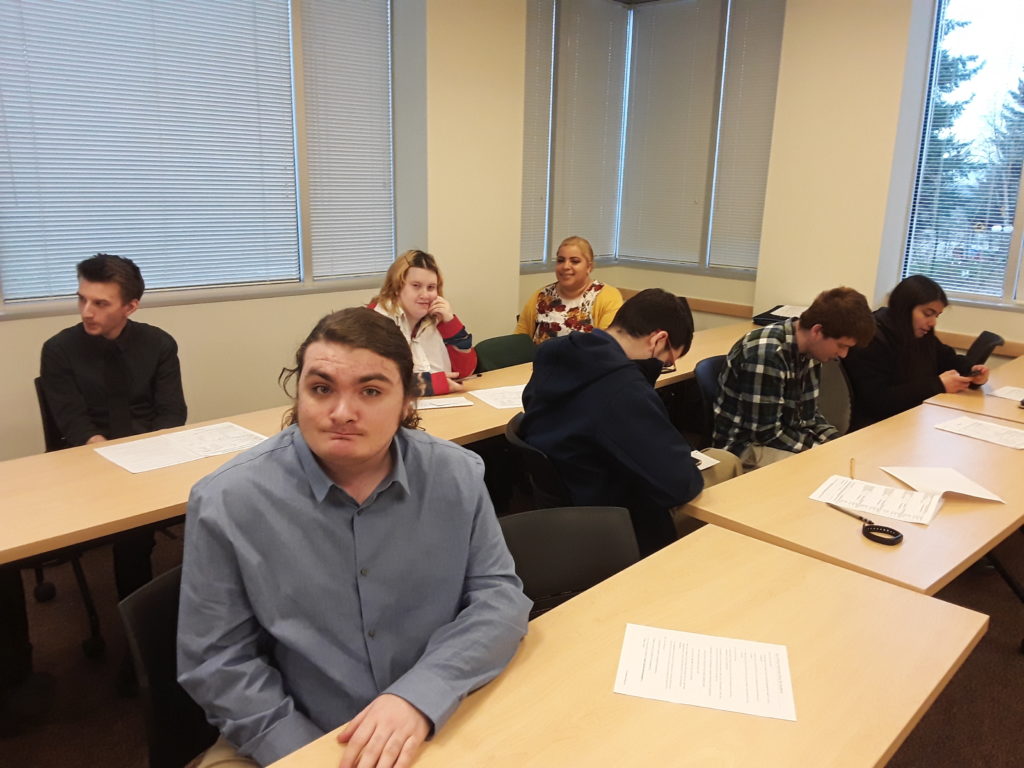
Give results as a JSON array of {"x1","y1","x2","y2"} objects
[{"x1": 369, "y1": 250, "x2": 477, "y2": 395}]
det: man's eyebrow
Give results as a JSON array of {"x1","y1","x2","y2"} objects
[
  {"x1": 304, "y1": 367, "x2": 335, "y2": 383},
  {"x1": 356, "y1": 373, "x2": 396, "y2": 385},
  {"x1": 304, "y1": 368, "x2": 395, "y2": 386}
]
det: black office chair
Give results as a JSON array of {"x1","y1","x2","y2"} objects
[
  {"x1": 693, "y1": 355, "x2": 727, "y2": 448},
  {"x1": 499, "y1": 506, "x2": 639, "y2": 618},
  {"x1": 29, "y1": 377, "x2": 105, "y2": 658},
  {"x1": 474, "y1": 334, "x2": 536, "y2": 373},
  {"x1": 504, "y1": 413, "x2": 572, "y2": 509},
  {"x1": 119, "y1": 565, "x2": 218, "y2": 768},
  {"x1": 818, "y1": 360, "x2": 853, "y2": 436}
]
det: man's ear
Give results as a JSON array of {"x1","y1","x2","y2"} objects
[{"x1": 124, "y1": 299, "x2": 140, "y2": 317}]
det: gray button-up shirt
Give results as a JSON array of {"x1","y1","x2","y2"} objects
[{"x1": 177, "y1": 424, "x2": 531, "y2": 766}]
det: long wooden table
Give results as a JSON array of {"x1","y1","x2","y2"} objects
[
  {"x1": 682, "y1": 403, "x2": 1024, "y2": 595},
  {"x1": 1, "y1": 323, "x2": 754, "y2": 565},
  {"x1": 272, "y1": 526, "x2": 986, "y2": 768},
  {"x1": 926, "y1": 354, "x2": 1024, "y2": 424}
]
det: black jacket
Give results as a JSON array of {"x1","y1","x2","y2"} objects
[
  {"x1": 40, "y1": 320, "x2": 187, "y2": 446},
  {"x1": 843, "y1": 307, "x2": 964, "y2": 430},
  {"x1": 520, "y1": 329, "x2": 703, "y2": 555}
]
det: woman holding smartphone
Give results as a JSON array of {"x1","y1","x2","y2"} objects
[
  {"x1": 371, "y1": 250, "x2": 477, "y2": 395},
  {"x1": 842, "y1": 274, "x2": 990, "y2": 429}
]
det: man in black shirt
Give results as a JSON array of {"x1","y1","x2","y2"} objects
[
  {"x1": 10, "y1": 255, "x2": 185, "y2": 708},
  {"x1": 41, "y1": 254, "x2": 186, "y2": 447},
  {"x1": 40, "y1": 254, "x2": 187, "y2": 602}
]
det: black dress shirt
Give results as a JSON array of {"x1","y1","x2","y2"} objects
[{"x1": 40, "y1": 320, "x2": 187, "y2": 446}]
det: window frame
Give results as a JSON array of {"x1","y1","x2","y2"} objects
[
  {"x1": 901, "y1": 0, "x2": 1024, "y2": 309},
  {"x1": 0, "y1": 0, "x2": 410, "y2": 322}
]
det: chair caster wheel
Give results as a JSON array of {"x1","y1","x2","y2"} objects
[{"x1": 34, "y1": 582, "x2": 57, "y2": 602}]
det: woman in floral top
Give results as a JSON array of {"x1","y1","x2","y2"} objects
[{"x1": 514, "y1": 236, "x2": 624, "y2": 344}]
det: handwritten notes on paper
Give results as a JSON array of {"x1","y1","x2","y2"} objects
[
  {"x1": 613, "y1": 623, "x2": 796, "y2": 721},
  {"x1": 95, "y1": 423, "x2": 267, "y2": 473},
  {"x1": 880, "y1": 466, "x2": 1004, "y2": 503},
  {"x1": 810, "y1": 475, "x2": 943, "y2": 525},
  {"x1": 468, "y1": 384, "x2": 526, "y2": 410},
  {"x1": 417, "y1": 396, "x2": 475, "y2": 410},
  {"x1": 934, "y1": 415, "x2": 1024, "y2": 449}
]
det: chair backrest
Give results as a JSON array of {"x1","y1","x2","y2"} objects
[
  {"x1": 499, "y1": 506, "x2": 639, "y2": 617},
  {"x1": 818, "y1": 360, "x2": 852, "y2": 436},
  {"x1": 474, "y1": 334, "x2": 536, "y2": 373},
  {"x1": 693, "y1": 355, "x2": 727, "y2": 448},
  {"x1": 504, "y1": 413, "x2": 572, "y2": 509},
  {"x1": 119, "y1": 565, "x2": 217, "y2": 768},
  {"x1": 33, "y1": 376, "x2": 68, "y2": 452}
]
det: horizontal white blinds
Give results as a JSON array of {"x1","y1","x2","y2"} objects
[
  {"x1": 618, "y1": 0, "x2": 722, "y2": 265},
  {"x1": 708, "y1": 0, "x2": 785, "y2": 269},
  {"x1": 301, "y1": 0, "x2": 395, "y2": 280},
  {"x1": 0, "y1": 0, "x2": 299, "y2": 301},
  {"x1": 548, "y1": 0, "x2": 628, "y2": 258},
  {"x1": 904, "y1": 0, "x2": 1024, "y2": 298},
  {"x1": 520, "y1": 0, "x2": 557, "y2": 263}
]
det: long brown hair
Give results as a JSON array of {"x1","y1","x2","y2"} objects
[{"x1": 279, "y1": 307, "x2": 421, "y2": 429}]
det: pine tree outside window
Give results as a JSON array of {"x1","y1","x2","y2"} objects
[{"x1": 904, "y1": 0, "x2": 1024, "y2": 302}]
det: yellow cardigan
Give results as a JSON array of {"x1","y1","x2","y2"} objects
[{"x1": 514, "y1": 282, "x2": 624, "y2": 343}]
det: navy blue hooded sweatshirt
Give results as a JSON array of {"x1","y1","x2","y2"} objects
[{"x1": 520, "y1": 329, "x2": 704, "y2": 555}]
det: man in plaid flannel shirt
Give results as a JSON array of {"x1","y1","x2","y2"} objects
[{"x1": 713, "y1": 287, "x2": 875, "y2": 469}]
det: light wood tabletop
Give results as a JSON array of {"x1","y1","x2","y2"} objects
[
  {"x1": 0, "y1": 323, "x2": 753, "y2": 566},
  {"x1": 682, "y1": 403, "x2": 1024, "y2": 595},
  {"x1": 926, "y1": 354, "x2": 1024, "y2": 424},
  {"x1": 271, "y1": 526, "x2": 987, "y2": 768}
]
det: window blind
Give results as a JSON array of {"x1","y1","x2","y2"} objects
[
  {"x1": 0, "y1": 0, "x2": 299, "y2": 301},
  {"x1": 300, "y1": 0, "x2": 395, "y2": 280},
  {"x1": 904, "y1": 0, "x2": 1024, "y2": 299},
  {"x1": 520, "y1": 0, "x2": 557, "y2": 263},
  {"x1": 548, "y1": 0, "x2": 628, "y2": 258},
  {"x1": 618, "y1": 0, "x2": 722, "y2": 265}
]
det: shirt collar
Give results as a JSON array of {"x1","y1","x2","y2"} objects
[
  {"x1": 782, "y1": 318, "x2": 806, "y2": 361},
  {"x1": 291, "y1": 423, "x2": 411, "y2": 504}
]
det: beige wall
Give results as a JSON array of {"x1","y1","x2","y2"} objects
[
  {"x1": 0, "y1": 288, "x2": 376, "y2": 460},
  {"x1": 425, "y1": 0, "x2": 526, "y2": 341}
]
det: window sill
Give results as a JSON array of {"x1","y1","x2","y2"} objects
[{"x1": 0, "y1": 275, "x2": 383, "y2": 323}]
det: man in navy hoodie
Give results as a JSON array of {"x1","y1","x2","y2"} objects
[{"x1": 520, "y1": 288, "x2": 740, "y2": 556}]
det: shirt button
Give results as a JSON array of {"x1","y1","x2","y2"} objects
[
  {"x1": 360, "y1": 568, "x2": 368, "y2": 576},
  {"x1": 356, "y1": 510, "x2": 362, "y2": 516},
  {"x1": 368, "y1": 629, "x2": 376, "y2": 638}
]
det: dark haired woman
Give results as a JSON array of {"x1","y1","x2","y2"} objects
[{"x1": 842, "y1": 274, "x2": 989, "y2": 429}]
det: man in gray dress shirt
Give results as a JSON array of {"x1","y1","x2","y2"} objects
[{"x1": 177, "y1": 308, "x2": 531, "y2": 768}]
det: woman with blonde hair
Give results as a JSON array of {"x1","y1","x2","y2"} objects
[
  {"x1": 515, "y1": 236, "x2": 624, "y2": 344},
  {"x1": 370, "y1": 250, "x2": 477, "y2": 395}
]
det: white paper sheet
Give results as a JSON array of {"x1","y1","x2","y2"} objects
[
  {"x1": 691, "y1": 450, "x2": 720, "y2": 471},
  {"x1": 468, "y1": 384, "x2": 526, "y2": 409},
  {"x1": 934, "y1": 415, "x2": 1024, "y2": 449},
  {"x1": 772, "y1": 304, "x2": 808, "y2": 318},
  {"x1": 809, "y1": 475, "x2": 943, "y2": 525},
  {"x1": 613, "y1": 623, "x2": 796, "y2": 721},
  {"x1": 880, "y1": 466, "x2": 1004, "y2": 502},
  {"x1": 166, "y1": 423, "x2": 267, "y2": 457},
  {"x1": 417, "y1": 396, "x2": 475, "y2": 410},
  {"x1": 95, "y1": 422, "x2": 267, "y2": 473},
  {"x1": 991, "y1": 385, "x2": 1024, "y2": 402}
]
